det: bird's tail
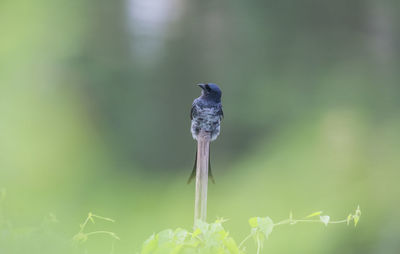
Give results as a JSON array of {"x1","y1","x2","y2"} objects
[{"x1": 187, "y1": 146, "x2": 215, "y2": 184}]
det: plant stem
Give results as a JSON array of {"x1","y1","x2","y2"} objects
[
  {"x1": 274, "y1": 218, "x2": 349, "y2": 226},
  {"x1": 194, "y1": 130, "x2": 210, "y2": 224},
  {"x1": 238, "y1": 233, "x2": 253, "y2": 249}
]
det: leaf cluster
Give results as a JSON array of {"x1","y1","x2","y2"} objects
[
  {"x1": 141, "y1": 219, "x2": 243, "y2": 254},
  {"x1": 141, "y1": 206, "x2": 361, "y2": 254}
]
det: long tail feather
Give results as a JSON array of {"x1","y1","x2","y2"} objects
[
  {"x1": 208, "y1": 145, "x2": 215, "y2": 184},
  {"x1": 187, "y1": 148, "x2": 197, "y2": 184},
  {"x1": 187, "y1": 145, "x2": 215, "y2": 184}
]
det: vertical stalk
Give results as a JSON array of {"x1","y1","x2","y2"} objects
[{"x1": 194, "y1": 130, "x2": 210, "y2": 224}]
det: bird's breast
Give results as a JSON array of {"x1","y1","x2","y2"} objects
[
  {"x1": 195, "y1": 106, "x2": 220, "y2": 121},
  {"x1": 191, "y1": 103, "x2": 222, "y2": 141},
  {"x1": 192, "y1": 105, "x2": 220, "y2": 130}
]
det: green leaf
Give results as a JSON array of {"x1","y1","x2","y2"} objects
[
  {"x1": 223, "y1": 237, "x2": 239, "y2": 254},
  {"x1": 355, "y1": 205, "x2": 361, "y2": 217},
  {"x1": 170, "y1": 244, "x2": 183, "y2": 254},
  {"x1": 194, "y1": 219, "x2": 209, "y2": 233},
  {"x1": 354, "y1": 205, "x2": 361, "y2": 227},
  {"x1": 248, "y1": 217, "x2": 258, "y2": 228},
  {"x1": 210, "y1": 221, "x2": 225, "y2": 234},
  {"x1": 88, "y1": 213, "x2": 95, "y2": 224},
  {"x1": 306, "y1": 211, "x2": 323, "y2": 218},
  {"x1": 251, "y1": 217, "x2": 274, "y2": 239},
  {"x1": 157, "y1": 229, "x2": 174, "y2": 244},
  {"x1": 174, "y1": 228, "x2": 188, "y2": 244},
  {"x1": 346, "y1": 214, "x2": 352, "y2": 226},
  {"x1": 192, "y1": 228, "x2": 201, "y2": 238},
  {"x1": 184, "y1": 238, "x2": 200, "y2": 248},
  {"x1": 354, "y1": 216, "x2": 359, "y2": 227},
  {"x1": 141, "y1": 234, "x2": 158, "y2": 254},
  {"x1": 258, "y1": 217, "x2": 274, "y2": 238},
  {"x1": 249, "y1": 217, "x2": 274, "y2": 241},
  {"x1": 320, "y1": 215, "x2": 330, "y2": 226}
]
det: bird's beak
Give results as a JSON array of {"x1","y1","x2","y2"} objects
[{"x1": 198, "y1": 84, "x2": 206, "y2": 90}]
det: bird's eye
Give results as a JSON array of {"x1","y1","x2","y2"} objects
[{"x1": 205, "y1": 84, "x2": 211, "y2": 91}]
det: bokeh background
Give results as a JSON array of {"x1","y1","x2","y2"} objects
[{"x1": 1, "y1": 0, "x2": 400, "y2": 253}]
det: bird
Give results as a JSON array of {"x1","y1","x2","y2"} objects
[{"x1": 187, "y1": 83, "x2": 223, "y2": 184}]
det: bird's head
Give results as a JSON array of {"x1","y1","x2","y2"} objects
[{"x1": 198, "y1": 83, "x2": 222, "y2": 102}]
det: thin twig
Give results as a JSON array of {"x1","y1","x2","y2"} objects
[{"x1": 239, "y1": 233, "x2": 253, "y2": 249}]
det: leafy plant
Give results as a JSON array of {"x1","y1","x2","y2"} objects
[
  {"x1": 73, "y1": 212, "x2": 120, "y2": 253},
  {"x1": 140, "y1": 206, "x2": 361, "y2": 254},
  {"x1": 241, "y1": 206, "x2": 362, "y2": 254},
  {"x1": 0, "y1": 187, "x2": 362, "y2": 254},
  {"x1": 141, "y1": 218, "x2": 243, "y2": 254}
]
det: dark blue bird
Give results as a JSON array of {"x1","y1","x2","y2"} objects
[{"x1": 187, "y1": 83, "x2": 223, "y2": 184}]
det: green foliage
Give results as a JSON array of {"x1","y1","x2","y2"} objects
[
  {"x1": 1, "y1": 193, "x2": 362, "y2": 254},
  {"x1": 245, "y1": 217, "x2": 274, "y2": 254},
  {"x1": 349, "y1": 205, "x2": 362, "y2": 227},
  {"x1": 1, "y1": 187, "x2": 362, "y2": 254},
  {"x1": 141, "y1": 219, "x2": 243, "y2": 254},
  {"x1": 141, "y1": 207, "x2": 361, "y2": 254},
  {"x1": 240, "y1": 206, "x2": 362, "y2": 254},
  {"x1": 72, "y1": 212, "x2": 120, "y2": 253}
]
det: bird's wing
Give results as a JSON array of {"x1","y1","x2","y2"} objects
[
  {"x1": 219, "y1": 104, "x2": 224, "y2": 120},
  {"x1": 190, "y1": 103, "x2": 196, "y2": 120}
]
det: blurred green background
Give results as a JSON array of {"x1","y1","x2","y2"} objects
[{"x1": 1, "y1": 0, "x2": 400, "y2": 253}]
